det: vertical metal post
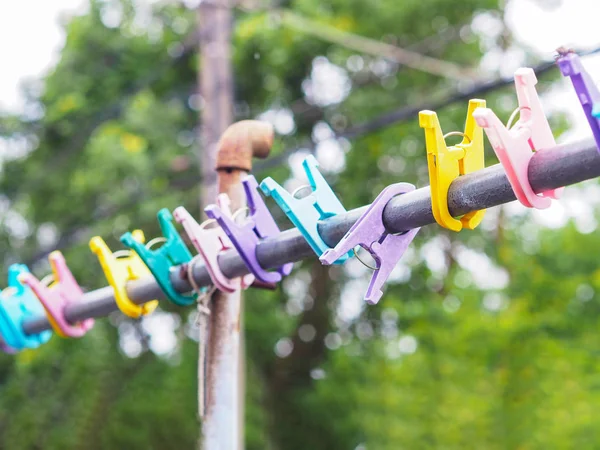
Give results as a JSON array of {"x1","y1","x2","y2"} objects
[
  {"x1": 198, "y1": 0, "x2": 235, "y2": 447},
  {"x1": 201, "y1": 122, "x2": 274, "y2": 450},
  {"x1": 198, "y1": 0, "x2": 233, "y2": 209}
]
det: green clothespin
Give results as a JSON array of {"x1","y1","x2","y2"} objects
[{"x1": 121, "y1": 208, "x2": 197, "y2": 306}]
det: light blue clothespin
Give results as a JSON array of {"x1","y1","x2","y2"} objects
[
  {"x1": 121, "y1": 208, "x2": 198, "y2": 307},
  {"x1": 0, "y1": 264, "x2": 52, "y2": 351},
  {"x1": 260, "y1": 155, "x2": 352, "y2": 264}
]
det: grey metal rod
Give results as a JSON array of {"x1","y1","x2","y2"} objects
[{"x1": 20, "y1": 137, "x2": 600, "y2": 336}]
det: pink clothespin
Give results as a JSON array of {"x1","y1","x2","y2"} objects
[
  {"x1": 173, "y1": 194, "x2": 254, "y2": 293},
  {"x1": 473, "y1": 68, "x2": 563, "y2": 209},
  {"x1": 0, "y1": 341, "x2": 16, "y2": 354},
  {"x1": 19, "y1": 251, "x2": 94, "y2": 338},
  {"x1": 320, "y1": 183, "x2": 420, "y2": 305}
]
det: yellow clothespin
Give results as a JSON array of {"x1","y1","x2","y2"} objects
[
  {"x1": 89, "y1": 230, "x2": 158, "y2": 318},
  {"x1": 419, "y1": 99, "x2": 486, "y2": 232}
]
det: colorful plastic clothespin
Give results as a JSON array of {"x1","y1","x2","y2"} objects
[
  {"x1": 260, "y1": 155, "x2": 352, "y2": 264},
  {"x1": 204, "y1": 176, "x2": 293, "y2": 284},
  {"x1": 419, "y1": 99, "x2": 487, "y2": 232},
  {"x1": 0, "y1": 341, "x2": 16, "y2": 354},
  {"x1": 90, "y1": 230, "x2": 159, "y2": 318},
  {"x1": 20, "y1": 252, "x2": 94, "y2": 338},
  {"x1": 556, "y1": 49, "x2": 600, "y2": 152},
  {"x1": 473, "y1": 69, "x2": 562, "y2": 209},
  {"x1": 121, "y1": 209, "x2": 196, "y2": 307},
  {"x1": 174, "y1": 195, "x2": 255, "y2": 293},
  {"x1": 320, "y1": 183, "x2": 420, "y2": 305},
  {"x1": 0, "y1": 264, "x2": 52, "y2": 350}
]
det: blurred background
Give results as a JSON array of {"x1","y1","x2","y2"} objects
[{"x1": 1, "y1": 0, "x2": 600, "y2": 448}]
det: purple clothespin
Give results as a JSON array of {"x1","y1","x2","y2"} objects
[
  {"x1": 556, "y1": 49, "x2": 600, "y2": 152},
  {"x1": 320, "y1": 183, "x2": 420, "y2": 305},
  {"x1": 205, "y1": 175, "x2": 293, "y2": 284}
]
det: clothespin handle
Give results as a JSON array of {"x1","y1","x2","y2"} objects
[
  {"x1": 205, "y1": 175, "x2": 292, "y2": 283},
  {"x1": 121, "y1": 208, "x2": 196, "y2": 307},
  {"x1": 90, "y1": 230, "x2": 159, "y2": 318},
  {"x1": 260, "y1": 155, "x2": 352, "y2": 263},
  {"x1": 420, "y1": 99, "x2": 487, "y2": 231},
  {"x1": 174, "y1": 194, "x2": 254, "y2": 293},
  {"x1": 20, "y1": 251, "x2": 94, "y2": 338},
  {"x1": 320, "y1": 183, "x2": 420, "y2": 304},
  {"x1": 473, "y1": 69, "x2": 561, "y2": 209},
  {"x1": 0, "y1": 264, "x2": 52, "y2": 350}
]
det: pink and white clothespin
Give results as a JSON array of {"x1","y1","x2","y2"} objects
[
  {"x1": 320, "y1": 183, "x2": 420, "y2": 305},
  {"x1": 19, "y1": 251, "x2": 94, "y2": 338},
  {"x1": 173, "y1": 194, "x2": 254, "y2": 293},
  {"x1": 473, "y1": 68, "x2": 563, "y2": 209}
]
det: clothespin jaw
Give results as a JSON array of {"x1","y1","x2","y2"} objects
[
  {"x1": 473, "y1": 69, "x2": 561, "y2": 209},
  {"x1": 19, "y1": 251, "x2": 94, "y2": 338},
  {"x1": 90, "y1": 230, "x2": 159, "y2": 318},
  {"x1": 320, "y1": 183, "x2": 420, "y2": 304},
  {"x1": 556, "y1": 50, "x2": 600, "y2": 151},
  {"x1": 259, "y1": 155, "x2": 352, "y2": 264},
  {"x1": 205, "y1": 176, "x2": 293, "y2": 284},
  {"x1": 419, "y1": 99, "x2": 487, "y2": 232},
  {"x1": 174, "y1": 195, "x2": 254, "y2": 293},
  {"x1": 120, "y1": 208, "x2": 196, "y2": 307},
  {"x1": 0, "y1": 264, "x2": 52, "y2": 350}
]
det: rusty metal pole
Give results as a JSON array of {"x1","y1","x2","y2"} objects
[
  {"x1": 202, "y1": 121, "x2": 273, "y2": 450},
  {"x1": 198, "y1": 0, "x2": 236, "y2": 447}
]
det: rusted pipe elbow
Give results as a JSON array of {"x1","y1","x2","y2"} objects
[{"x1": 215, "y1": 120, "x2": 274, "y2": 172}]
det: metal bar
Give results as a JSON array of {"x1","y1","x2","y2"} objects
[{"x1": 20, "y1": 137, "x2": 600, "y2": 336}]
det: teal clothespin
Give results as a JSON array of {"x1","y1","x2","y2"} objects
[
  {"x1": 260, "y1": 155, "x2": 352, "y2": 264},
  {"x1": 121, "y1": 208, "x2": 197, "y2": 306},
  {"x1": 0, "y1": 264, "x2": 52, "y2": 350}
]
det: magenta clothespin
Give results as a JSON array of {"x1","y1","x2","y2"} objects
[
  {"x1": 320, "y1": 183, "x2": 420, "y2": 305},
  {"x1": 205, "y1": 175, "x2": 293, "y2": 284},
  {"x1": 472, "y1": 68, "x2": 562, "y2": 209},
  {"x1": 556, "y1": 50, "x2": 600, "y2": 152},
  {"x1": 19, "y1": 251, "x2": 94, "y2": 338},
  {"x1": 173, "y1": 194, "x2": 254, "y2": 293},
  {"x1": 0, "y1": 341, "x2": 16, "y2": 354}
]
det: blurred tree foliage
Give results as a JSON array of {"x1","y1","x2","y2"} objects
[{"x1": 0, "y1": 0, "x2": 595, "y2": 449}]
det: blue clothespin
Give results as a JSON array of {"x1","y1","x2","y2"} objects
[
  {"x1": 260, "y1": 155, "x2": 352, "y2": 264},
  {"x1": 0, "y1": 264, "x2": 52, "y2": 350},
  {"x1": 121, "y1": 208, "x2": 197, "y2": 307}
]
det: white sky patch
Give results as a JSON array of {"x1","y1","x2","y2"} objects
[
  {"x1": 302, "y1": 56, "x2": 351, "y2": 107},
  {"x1": 420, "y1": 235, "x2": 450, "y2": 276},
  {"x1": 506, "y1": 0, "x2": 600, "y2": 57},
  {"x1": 140, "y1": 310, "x2": 181, "y2": 356},
  {"x1": 315, "y1": 139, "x2": 346, "y2": 174},
  {"x1": 0, "y1": 0, "x2": 88, "y2": 112},
  {"x1": 338, "y1": 278, "x2": 367, "y2": 323},
  {"x1": 258, "y1": 108, "x2": 296, "y2": 135},
  {"x1": 454, "y1": 244, "x2": 509, "y2": 290}
]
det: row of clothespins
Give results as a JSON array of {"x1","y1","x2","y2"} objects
[{"x1": 0, "y1": 50, "x2": 597, "y2": 354}]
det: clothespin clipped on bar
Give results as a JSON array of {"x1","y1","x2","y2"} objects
[
  {"x1": 556, "y1": 49, "x2": 600, "y2": 152},
  {"x1": 419, "y1": 99, "x2": 487, "y2": 232},
  {"x1": 473, "y1": 69, "x2": 562, "y2": 209},
  {"x1": 174, "y1": 194, "x2": 255, "y2": 293},
  {"x1": 260, "y1": 155, "x2": 352, "y2": 264},
  {"x1": 205, "y1": 175, "x2": 293, "y2": 284},
  {"x1": 89, "y1": 230, "x2": 159, "y2": 318},
  {"x1": 0, "y1": 264, "x2": 52, "y2": 351},
  {"x1": 0, "y1": 341, "x2": 16, "y2": 354},
  {"x1": 121, "y1": 209, "x2": 196, "y2": 307},
  {"x1": 20, "y1": 252, "x2": 94, "y2": 338},
  {"x1": 320, "y1": 183, "x2": 420, "y2": 305}
]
